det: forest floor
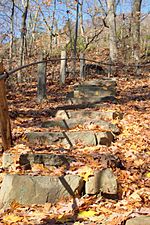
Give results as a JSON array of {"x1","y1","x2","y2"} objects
[{"x1": 0, "y1": 67, "x2": 150, "y2": 224}]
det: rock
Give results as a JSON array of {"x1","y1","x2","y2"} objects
[
  {"x1": 26, "y1": 131, "x2": 114, "y2": 147},
  {"x1": 99, "y1": 168, "x2": 117, "y2": 194},
  {"x1": 2, "y1": 152, "x2": 71, "y2": 169},
  {"x1": 93, "y1": 121, "x2": 120, "y2": 134},
  {"x1": 64, "y1": 131, "x2": 96, "y2": 146},
  {"x1": 0, "y1": 174, "x2": 84, "y2": 208},
  {"x1": 82, "y1": 78, "x2": 117, "y2": 87},
  {"x1": 55, "y1": 109, "x2": 123, "y2": 120},
  {"x1": 96, "y1": 131, "x2": 114, "y2": 146},
  {"x1": 67, "y1": 78, "x2": 117, "y2": 101},
  {"x1": 126, "y1": 216, "x2": 150, "y2": 225},
  {"x1": 67, "y1": 95, "x2": 117, "y2": 105},
  {"x1": 84, "y1": 64, "x2": 105, "y2": 75},
  {"x1": 85, "y1": 171, "x2": 101, "y2": 195},
  {"x1": 19, "y1": 153, "x2": 70, "y2": 167},
  {"x1": 26, "y1": 132, "x2": 64, "y2": 145},
  {"x1": 73, "y1": 85, "x2": 116, "y2": 98},
  {"x1": 85, "y1": 168, "x2": 117, "y2": 195},
  {"x1": 41, "y1": 118, "x2": 120, "y2": 134},
  {"x1": 2, "y1": 153, "x2": 14, "y2": 169}
]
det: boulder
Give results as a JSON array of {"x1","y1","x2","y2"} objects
[
  {"x1": 84, "y1": 64, "x2": 105, "y2": 75},
  {"x1": 0, "y1": 174, "x2": 84, "y2": 208},
  {"x1": 85, "y1": 168, "x2": 117, "y2": 195},
  {"x1": 126, "y1": 216, "x2": 150, "y2": 225}
]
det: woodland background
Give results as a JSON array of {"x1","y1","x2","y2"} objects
[
  {"x1": 0, "y1": 0, "x2": 150, "y2": 72},
  {"x1": 0, "y1": 0, "x2": 150, "y2": 225}
]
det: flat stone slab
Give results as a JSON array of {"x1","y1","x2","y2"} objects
[
  {"x1": 67, "y1": 78, "x2": 117, "y2": 104},
  {"x1": 0, "y1": 174, "x2": 84, "y2": 208},
  {"x1": 126, "y1": 216, "x2": 150, "y2": 225},
  {"x1": 41, "y1": 118, "x2": 120, "y2": 134},
  {"x1": 26, "y1": 131, "x2": 114, "y2": 147},
  {"x1": 74, "y1": 78, "x2": 117, "y2": 89},
  {"x1": 69, "y1": 78, "x2": 117, "y2": 99},
  {"x1": 84, "y1": 77, "x2": 116, "y2": 84},
  {"x1": 67, "y1": 95, "x2": 117, "y2": 105},
  {"x1": 73, "y1": 86, "x2": 116, "y2": 98},
  {"x1": 85, "y1": 168, "x2": 117, "y2": 195},
  {"x1": 2, "y1": 153, "x2": 72, "y2": 169},
  {"x1": 2, "y1": 152, "x2": 123, "y2": 170},
  {"x1": 55, "y1": 109, "x2": 123, "y2": 120}
]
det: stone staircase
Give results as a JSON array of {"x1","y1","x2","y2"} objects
[
  {"x1": 67, "y1": 78, "x2": 117, "y2": 104},
  {"x1": 0, "y1": 77, "x2": 124, "y2": 208}
]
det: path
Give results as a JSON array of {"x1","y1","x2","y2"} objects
[{"x1": 0, "y1": 77, "x2": 124, "y2": 208}]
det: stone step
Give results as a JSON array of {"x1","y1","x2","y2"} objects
[
  {"x1": 41, "y1": 118, "x2": 120, "y2": 134},
  {"x1": 2, "y1": 152, "x2": 124, "y2": 170},
  {"x1": 0, "y1": 174, "x2": 84, "y2": 208},
  {"x1": 2, "y1": 152, "x2": 72, "y2": 169},
  {"x1": 67, "y1": 95, "x2": 117, "y2": 105},
  {"x1": 69, "y1": 78, "x2": 117, "y2": 99},
  {"x1": 73, "y1": 86, "x2": 116, "y2": 98},
  {"x1": 126, "y1": 216, "x2": 150, "y2": 225},
  {"x1": 55, "y1": 109, "x2": 123, "y2": 120},
  {"x1": 26, "y1": 131, "x2": 114, "y2": 147},
  {"x1": 66, "y1": 77, "x2": 117, "y2": 105},
  {"x1": 86, "y1": 168, "x2": 117, "y2": 195},
  {"x1": 0, "y1": 168, "x2": 117, "y2": 208},
  {"x1": 74, "y1": 78, "x2": 117, "y2": 88}
]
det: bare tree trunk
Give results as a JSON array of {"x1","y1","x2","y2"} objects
[
  {"x1": 73, "y1": 0, "x2": 79, "y2": 76},
  {"x1": 0, "y1": 62, "x2": 13, "y2": 151},
  {"x1": 50, "y1": 0, "x2": 57, "y2": 54},
  {"x1": 9, "y1": 0, "x2": 15, "y2": 70},
  {"x1": 66, "y1": 11, "x2": 73, "y2": 51},
  {"x1": 107, "y1": 0, "x2": 117, "y2": 62},
  {"x1": 79, "y1": 0, "x2": 84, "y2": 38},
  {"x1": 39, "y1": 4, "x2": 56, "y2": 55},
  {"x1": 18, "y1": 0, "x2": 29, "y2": 82},
  {"x1": 132, "y1": 0, "x2": 142, "y2": 62},
  {"x1": 28, "y1": 7, "x2": 40, "y2": 57}
]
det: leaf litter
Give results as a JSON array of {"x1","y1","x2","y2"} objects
[{"x1": 0, "y1": 73, "x2": 150, "y2": 224}]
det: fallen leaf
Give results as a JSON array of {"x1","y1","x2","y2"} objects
[
  {"x1": 78, "y1": 210, "x2": 96, "y2": 218},
  {"x1": 78, "y1": 166, "x2": 94, "y2": 181},
  {"x1": 3, "y1": 214, "x2": 23, "y2": 223},
  {"x1": 145, "y1": 172, "x2": 150, "y2": 178}
]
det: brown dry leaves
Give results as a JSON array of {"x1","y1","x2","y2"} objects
[{"x1": 0, "y1": 73, "x2": 150, "y2": 224}]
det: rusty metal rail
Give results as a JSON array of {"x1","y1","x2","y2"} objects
[{"x1": 0, "y1": 57, "x2": 150, "y2": 80}]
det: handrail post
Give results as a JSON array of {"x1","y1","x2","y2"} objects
[
  {"x1": 0, "y1": 62, "x2": 13, "y2": 151},
  {"x1": 37, "y1": 53, "x2": 47, "y2": 103},
  {"x1": 60, "y1": 50, "x2": 67, "y2": 85},
  {"x1": 108, "y1": 57, "x2": 112, "y2": 77},
  {"x1": 80, "y1": 53, "x2": 85, "y2": 80}
]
